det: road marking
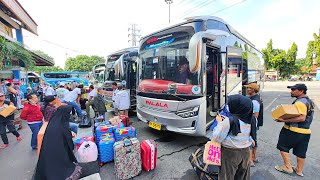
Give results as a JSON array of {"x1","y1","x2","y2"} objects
[{"x1": 264, "y1": 94, "x2": 280, "y2": 111}]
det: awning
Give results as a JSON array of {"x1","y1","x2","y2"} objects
[{"x1": 1, "y1": 34, "x2": 54, "y2": 66}]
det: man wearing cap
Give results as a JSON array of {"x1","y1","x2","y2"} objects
[
  {"x1": 24, "y1": 87, "x2": 32, "y2": 99},
  {"x1": 245, "y1": 83, "x2": 264, "y2": 167},
  {"x1": 274, "y1": 83, "x2": 314, "y2": 176}
]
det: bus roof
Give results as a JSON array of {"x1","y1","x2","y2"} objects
[
  {"x1": 43, "y1": 72, "x2": 89, "y2": 74},
  {"x1": 141, "y1": 16, "x2": 257, "y2": 51}
]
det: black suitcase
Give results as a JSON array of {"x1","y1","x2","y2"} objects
[
  {"x1": 78, "y1": 160, "x2": 100, "y2": 178},
  {"x1": 189, "y1": 148, "x2": 219, "y2": 180},
  {"x1": 79, "y1": 113, "x2": 91, "y2": 128}
]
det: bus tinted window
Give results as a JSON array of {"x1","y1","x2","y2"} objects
[{"x1": 207, "y1": 20, "x2": 229, "y2": 32}]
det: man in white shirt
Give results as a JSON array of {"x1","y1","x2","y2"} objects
[
  {"x1": 43, "y1": 83, "x2": 55, "y2": 97},
  {"x1": 64, "y1": 84, "x2": 83, "y2": 119},
  {"x1": 85, "y1": 85, "x2": 96, "y2": 118},
  {"x1": 112, "y1": 82, "x2": 119, "y2": 115},
  {"x1": 56, "y1": 82, "x2": 70, "y2": 102}
]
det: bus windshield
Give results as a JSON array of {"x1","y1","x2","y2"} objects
[{"x1": 138, "y1": 24, "x2": 202, "y2": 95}]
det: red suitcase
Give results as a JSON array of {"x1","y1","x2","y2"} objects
[
  {"x1": 141, "y1": 139, "x2": 157, "y2": 172},
  {"x1": 120, "y1": 115, "x2": 130, "y2": 127}
]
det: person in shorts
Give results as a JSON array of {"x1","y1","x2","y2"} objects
[{"x1": 274, "y1": 83, "x2": 314, "y2": 177}]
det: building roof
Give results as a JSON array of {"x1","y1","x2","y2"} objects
[{"x1": 0, "y1": 0, "x2": 38, "y2": 35}]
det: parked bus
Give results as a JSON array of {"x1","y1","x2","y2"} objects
[
  {"x1": 41, "y1": 72, "x2": 89, "y2": 86},
  {"x1": 91, "y1": 63, "x2": 106, "y2": 85},
  {"x1": 137, "y1": 16, "x2": 264, "y2": 137},
  {"x1": 103, "y1": 47, "x2": 138, "y2": 111}
]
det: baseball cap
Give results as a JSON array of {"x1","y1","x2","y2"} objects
[
  {"x1": 287, "y1": 83, "x2": 307, "y2": 91},
  {"x1": 60, "y1": 82, "x2": 66, "y2": 86},
  {"x1": 244, "y1": 83, "x2": 259, "y2": 90},
  {"x1": 27, "y1": 87, "x2": 32, "y2": 90}
]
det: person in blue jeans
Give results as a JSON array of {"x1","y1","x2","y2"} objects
[
  {"x1": 20, "y1": 94, "x2": 44, "y2": 149},
  {"x1": 64, "y1": 84, "x2": 83, "y2": 120}
]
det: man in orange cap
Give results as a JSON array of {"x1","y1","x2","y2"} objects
[{"x1": 245, "y1": 83, "x2": 264, "y2": 167}]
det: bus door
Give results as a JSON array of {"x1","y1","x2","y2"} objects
[
  {"x1": 226, "y1": 46, "x2": 243, "y2": 96},
  {"x1": 205, "y1": 44, "x2": 222, "y2": 125}
]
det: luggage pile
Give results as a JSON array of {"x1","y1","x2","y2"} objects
[{"x1": 74, "y1": 115, "x2": 159, "y2": 180}]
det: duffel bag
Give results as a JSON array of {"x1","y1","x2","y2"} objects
[
  {"x1": 189, "y1": 148, "x2": 219, "y2": 180},
  {"x1": 78, "y1": 160, "x2": 100, "y2": 179}
]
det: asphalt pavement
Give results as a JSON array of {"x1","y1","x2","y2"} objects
[{"x1": 0, "y1": 81, "x2": 319, "y2": 180}]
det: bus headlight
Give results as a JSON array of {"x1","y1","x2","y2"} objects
[{"x1": 176, "y1": 106, "x2": 199, "y2": 118}]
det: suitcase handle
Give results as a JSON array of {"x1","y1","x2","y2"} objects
[{"x1": 122, "y1": 137, "x2": 132, "y2": 147}]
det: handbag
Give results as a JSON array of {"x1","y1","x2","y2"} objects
[
  {"x1": 189, "y1": 148, "x2": 219, "y2": 180},
  {"x1": 203, "y1": 139, "x2": 221, "y2": 166}
]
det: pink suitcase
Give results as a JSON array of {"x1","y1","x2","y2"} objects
[{"x1": 141, "y1": 139, "x2": 157, "y2": 171}]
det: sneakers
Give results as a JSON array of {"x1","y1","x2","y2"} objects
[{"x1": 0, "y1": 144, "x2": 9, "y2": 149}]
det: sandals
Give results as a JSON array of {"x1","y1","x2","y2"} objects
[
  {"x1": 293, "y1": 167, "x2": 304, "y2": 177},
  {"x1": 275, "y1": 165, "x2": 293, "y2": 174},
  {"x1": 0, "y1": 144, "x2": 9, "y2": 149}
]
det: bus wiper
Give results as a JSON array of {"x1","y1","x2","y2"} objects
[{"x1": 167, "y1": 93, "x2": 188, "y2": 101}]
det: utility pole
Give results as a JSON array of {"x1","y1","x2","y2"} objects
[
  {"x1": 128, "y1": 23, "x2": 141, "y2": 47},
  {"x1": 165, "y1": 0, "x2": 173, "y2": 24}
]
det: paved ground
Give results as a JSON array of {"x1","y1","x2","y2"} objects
[{"x1": 0, "y1": 81, "x2": 319, "y2": 180}]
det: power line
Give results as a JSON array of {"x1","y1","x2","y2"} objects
[
  {"x1": 210, "y1": 0, "x2": 248, "y2": 15},
  {"x1": 23, "y1": 35, "x2": 87, "y2": 54},
  {"x1": 180, "y1": 0, "x2": 217, "y2": 18}
]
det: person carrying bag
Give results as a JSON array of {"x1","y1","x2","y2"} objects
[{"x1": 210, "y1": 94, "x2": 256, "y2": 180}]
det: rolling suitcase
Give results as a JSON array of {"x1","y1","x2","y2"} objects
[
  {"x1": 141, "y1": 140, "x2": 157, "y2": 172},
  {"x1": 114, "y1": 137, "x2": 141, "y2": 179},
  {"x1": 99, "y1": 137, "x2": 115, "y2": 163},
  {"x1": 95, "y1": 125, "x2": 113, "y2": 144},
  {"x1": 79, "y1": 113, "x2": 92, "y2": 128},
  {"x1": 114, "y1": 127, "x2": 136, "y2": 141}
]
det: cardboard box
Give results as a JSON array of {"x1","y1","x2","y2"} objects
[
  {"x1": 0, "y1": 105, "x2": 16, "y2": 117},
  {"x1": 272, "y1": 104, "x2": 300, "y2": 119},
  {"x1": 37, "y1": 122, "x2": 48, "y2": 156}
]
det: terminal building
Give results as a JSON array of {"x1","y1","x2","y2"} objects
[{"x1": 0, "y1": 0, "x2": 54, "y2": 93}]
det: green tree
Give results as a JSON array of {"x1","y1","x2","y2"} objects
[
  {"x1": 261, "y1": 39, "x2": 273, "y2": 69},
  {"x1": 286, "y1": 42, "x2": 298, "y2": 75},
  {"x1": 305, "y1": 30, "x2": 320, "y2": 70},
  {"x1": 0, "y1": 36, "x2": 34, "y2": 70},
  {"x1": 65, "y1": 55, "x2": 105, "y2": 72}
]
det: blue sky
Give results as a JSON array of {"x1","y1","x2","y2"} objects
[{"x1": 18, "y1": 0, "x2": 320, "y2": 68}]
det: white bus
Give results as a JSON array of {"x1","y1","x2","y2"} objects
[
  {"x1": 103, "y1": 47, "x2": 139, "y2": 111},
  {"x1": 137, "y1": 16, "x2": 264, "y2": 137}
]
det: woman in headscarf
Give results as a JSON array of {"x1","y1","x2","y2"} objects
[
  {"x1": 211, "y1": 94, "x2": 257, "y2": 180},
  {"x1": 34, "y1": 105, "x2": 82, "y2": 180}
]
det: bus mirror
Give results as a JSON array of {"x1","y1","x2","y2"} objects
[
  {"x1": 188, "y1": 33, "x2": 202, "y2": 73},
  {"x1": 227, "y1": 46, "x2": 243, "y2": 77}
]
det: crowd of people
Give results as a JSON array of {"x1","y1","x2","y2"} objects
[{"x1": 0, "y1": 80, "x2": 315, "y2": 179}]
